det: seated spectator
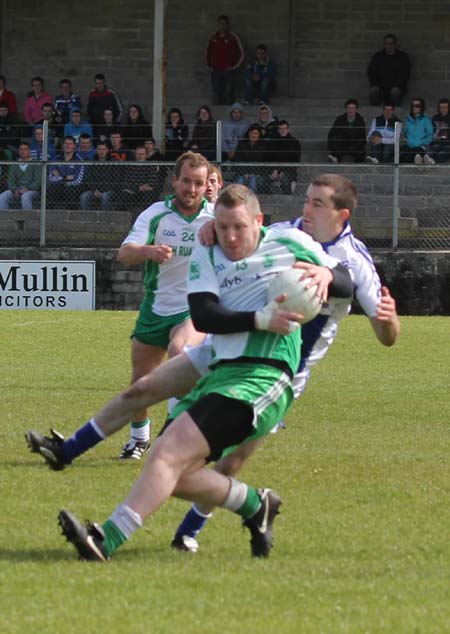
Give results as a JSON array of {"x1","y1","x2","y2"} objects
[
  {"x1": 368, "y1": 34, "x2": 410, "y2": 107},
  {"x1": 328, "y1": 99, "x2": 367, "y2": 163},
  {"x1": 47, "y1": 135, "x2": 85, "y2": 209},
  {"x1": 234, "y1": 124, "x2": 268, "y2": 193},
  {"x1": 87, "y1": 73, "x2": 124, "y2": 125},
  {"x1": 54, "y1": 79, "x2": 82, "y2": 125},
  {"x1": 243, "y1": 44, "x2": 276, "y2": 105},
  {"x1": 0, "y1": 141, "x2": 41, "y2": 210},
  {"x1": 429, "y1": 98, "x2": 450, "y2": 164},
  {"x1": 64, "y1": 108, "x2": 93, "y2": 145},
  {"x1": 0, "y1": 74, "x2": 18, "y2": 114},
  {"x1": 190, "y1": 105, "x2": 216, "y2": 160},
  {"x1": 116, "y1": 145, "x2": 160, "y2": 209},
  {"x1": 164, "y1": 108, "x2": 189, "y2": 161},
  {"x1": 109, "y1": 131, "x2": 130, "y2": 161},
  {"x1": 0, "y1": 101, "x2": 21, "y2": 156},
  {"x1": 221, "y1": 102, "x2": 249, "y2": 161},
  {"x1": 205, "y1": 15, "x2": 244, "y2": 105},
  {"x1": 268, "y1": 120, "x2": 301, "y2": 194},
  {"x1": 144, "y1": 138, "x2": 166, "y2": 199},
  {"x1": 400, "y1": 98, "x2": 434, "y2": 165},
  {"x1": 144, "y1": 137, "x2": 164, "y2": 161},
  {"x1": 80, "y1": 142, "x2": 114, "y2": 211},
  {"x1": 93, "y1": 108, "x2": 117, "y2": 145},
  {"x1": 78, "y1": 133, "x2": 96, "y2": 159},
  {"x1": 253, "y1": 104, "x2": 278, "y2": 140},
  {"x1": 30, "y1": 125, "x2": 56, "y2": 161},
  {"x1": 36, "y1": 102, "x2": 62, "y2": 147},
  {"x1": 122, "y1": 104, "x2": 152, "y2": 149},
  {"x1": 23, "y1": 76, "x2": 53, "y2": 125},
  {"x1": 367, "y1": 103, "x2": 401, "y2": 164}
]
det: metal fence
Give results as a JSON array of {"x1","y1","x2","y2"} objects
[{"x1": 1, "y1": 121, "x2": 449, "y2": 249}]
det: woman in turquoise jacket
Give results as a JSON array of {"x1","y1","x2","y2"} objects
[{"x1": 400, "y1": 97, "x2": 434, "y2": 164}]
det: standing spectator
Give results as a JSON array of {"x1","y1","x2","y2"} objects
[
  {"x1": 429, "y1": 98, "x2": 450, "y2": 164},
  {"x1": 47, "y1": 135, "x2": 85, "y2": 208},
  {"x1": 93, "y1": 108, "x2": 117, "y2": 145},
  {"x1": 78, "y1": 133, "x2": 96, "y2": 160},
  {"x1": 64, "y1": 107, "x2": 93, "y2": 145},
  {"x1": 0, "y1": 141, "x2": 41, "y2": 210},
  {"x1": 87, "y1": 73, "x2": 124, "y2": 125},
  {"x1": 30, "y1": 125, "x2": 56, "y2": 161},
  {"x1": 243, "y1": 44, "x2": 277, "y2": 105},
  {"x1": 164, "y1": 108, "x2": 189, "y2": 161},
  {"x1": 37, "y1": 102, "x2": 62, "y2": 147},
  {"x1": 0, "y1": 75, "x2": 18, "y2": 114},
  {"x1": 367, "y1": 34, "x2": 410, "y2": 107},
  {"x1": 109, "y1": 131, "x2": 130, "y2": 161},
  {"x1": 80, "y1": 142, "x2": 115, "y2": 211},
  {"x1": 122, "y1": 104, "x2": 153, "y2": 149},
  {"x1": 253, "y1": 104, "x2": 279, "y2": 140},
  {"x1": 221, "y1": 102, "x2": 249, "y2": 161},
  {"x1": 116, "y1": 146, "x2": 160, "y2": 210},
  {"x1": 205, "y1": 15, "x2": 244, "y2": 105},
  {"x1": 400, "y1": 98, "x2": 434, "y2": 165},
  {"x1": 235, "y1": 124, "x2": 268, "y2": 193},
  {"x1": 23, "y1": 76, "x2": 53, "y2": 125},
  {"x1": 328, "y1": 99, "x2": 367, "y2": 163},
  {"x1": 54, "y1": 79, "x2": 82, "y2": 125},
  {"x1": 366, "y1": 103, "x2": 401, "y2": 164},
  {"x1": 190, "y1": 105, "x2": 216, "y2": 160},
  {"x1": 0, "y1": 101, "x2": 21, "y2": 156},
  {"x1": 268, "y1": 120, "x2": 301, "y2": 194}
]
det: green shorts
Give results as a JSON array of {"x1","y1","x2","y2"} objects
[
  {"x1": 170, "y1": 362, "x2": 294, "y2": 460},
  {"x1": 132, "y1": 295, "x2": 190, "y2": 348}
]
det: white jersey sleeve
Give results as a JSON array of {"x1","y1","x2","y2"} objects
[{"x1": 187, "y1": 244, "x2": 220, "y2": 297}]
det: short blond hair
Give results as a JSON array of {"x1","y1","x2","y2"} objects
[{"x1": 215, "y1": 184, "x2": 261, "y2": 217}]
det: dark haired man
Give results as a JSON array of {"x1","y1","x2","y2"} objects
[
  {"x1": 54, "y1": 79, "x2": 82, "y2": 125},
  {"x1": 87, "y1": 73, "x2": 124, "y2": 125},
  {"x1": 328, "y1": 99, "x2": 367, "y2": 164},
  {"x1": 367, "y1": 34, "x2": 410, "y2": 107},
  {"x1": 243, "y1": 44, "x2": 277, "y2": 105}
]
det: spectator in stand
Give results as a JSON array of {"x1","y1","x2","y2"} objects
[
  {"x1": 23, "y1": 76, "x2": 53, "y2": 125},
  {"x1": 0, "y1": 141, "x2": 41, "y2": 210},
  {"x1": 0, "y1": 101, "x2": 21, "y2": 157},
  {"x1": 80, "y1": 141, "x2": 114, "y2": 211},
  {"x1": 268, "y1": 120, "x2": 301, "y2": 194},
  {"x1": 235, "y1": 124, "x2": 268, "y2": 193},
  {"x1": 144, "y1": 138, "x2": 165, "y2": 201},
  {"x1": 222, "y1": 102, "x2": 249, "y2": 161},
  {"x1": 116, "y1": 145, "x2": 160, "y2": 210},
  {"x1": 367, "y1": 34, "x2": 410, "y2": 107},
  {"x1": 205, "y1": 15, "x2": 244, "y2": 105},
  {"x1": 253, "y1": 104, "x2": 279, "y2": 140},
  {"x1": 122, "y1": 104, "x2": 152, "y2": 150},
  {"x1": 328, "y1": 99, "x2": 367, "y2": 164},
  {"x1": 243, "y1": 44, "x2": 277, "y2": 106},
  {"x1": 144, "y1": 137, "x2": 164, "y2": 161},
  {"x1": 37, "y1": 102, "x2": 62, "y2": 147},
  {"x1": 54, "y1": 79, "x2": 82, "y2": 125},
  {"x1": 109, "y1": 130, "x2": 130, "y2": 161},
  {"x1": 164, "y1": 108, "x2": 189, "y2": 161},
  {"x1": 190, "y1": 105, "x2": 216, "y2": 160},
  {"x1": 93, "y1": 108, "x2": 117, "y2": 145},
  {"x1": 64, "y1": 107, "x2": 93, "y2": 145},
  {"x1": 0, "y1": 75, "x2": 18, "y2": 114},
  {"x1": 366, "y1": 103, "x2": 401, "y2": 164},
  {"x1": 87, "y1": 73, "x2": 124, "y2": 125},
  {"x1": 429, "y1": 98, "x2": 450, "y2": 164},
  {"x1": 47, "y1": 135, "x2": 85, "y2": 208},
  {"x1": 78, "y1": 133, "x2": 96, "y2": 160},
  {"x1": 400, "y1": 97, "x2": 434, "y2": 165},
  {"x1": 30, "y1": 125, "x2": 56, "y2": 161}
]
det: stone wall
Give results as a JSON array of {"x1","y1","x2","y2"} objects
[{"x1": 0, "y1": 247, "x2": 449, "y2": 315}]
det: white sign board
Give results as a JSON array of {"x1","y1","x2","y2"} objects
[{"x1": 0, "y1": 260, "x2": 96, "y2": 310}]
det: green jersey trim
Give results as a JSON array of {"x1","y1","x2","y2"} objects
[
  {"x1": 164, "y1": 195, "x2": 208, "y2": 224},
  {"x1": 272, "y1": 236, "x2": 325, "y2": 266}
]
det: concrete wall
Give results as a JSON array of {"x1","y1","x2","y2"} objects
[{"x1": 0, "y1": 247, "x2": 449, "y2": 315}]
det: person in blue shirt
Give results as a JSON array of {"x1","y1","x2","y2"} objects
[
  {"x1": 64, "y1": 108, "x2": 93, "y2": 145},
  {"x1": 243, "y1": 44, "x2": 276, "y2": 106}
]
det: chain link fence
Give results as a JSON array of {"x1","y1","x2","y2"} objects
[{"x1": 0, "y1": 121, "x2": 449, "y2": 249}]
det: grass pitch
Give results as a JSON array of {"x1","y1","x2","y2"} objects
[{"x1": 0, "y1": 311, "x2": 449, "y2": 633}]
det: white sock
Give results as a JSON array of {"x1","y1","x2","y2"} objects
[
  {"x1": 109, "y1": 504, "x2": 143, "y2": 539},
  {"x1": 90, "y1": 417, "x2": 106, "y2": 439},
  {"x1": 130, "y1": 419, "x2": 150, "y2": 442},
  {"x1": 221, "y1": 478, "x2": 248, "y2": 512},
  {"x1": 192, "y1": 503, "x2": 213, "y2": 518},
  {"x1": 167, "y1": 397, "x2": 179, "y2": 415}
]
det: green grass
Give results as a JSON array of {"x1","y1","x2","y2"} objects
[{"x1": 1, "y1": 311, "x2": 449, "y2": 633}]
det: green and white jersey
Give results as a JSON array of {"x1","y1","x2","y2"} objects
[
  {"x1": 122, "y1": 195, "x2": 214, "y2": 316},
  {"x1": 188, "y1": 225, "x2": 339, "y2": 375}
]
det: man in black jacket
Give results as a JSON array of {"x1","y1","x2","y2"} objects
[
  {"x1": 367, "y1": 34, "x2": 410, "y2": 107},
  {"x1": 328, "y1": 99, "x2": 367, "y2": 164},
  {"x1": 267, "y1": 120, "x2": 301, "y2": 194}
]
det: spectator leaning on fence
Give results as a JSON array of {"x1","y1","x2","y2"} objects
[
  {"x1": 0, "y1": 141, "x2": 41, "y2": 210},
  {"x1": 366, "y1": 103, "x2": 401, "y2": 164},
  {"x1": 23, "y1": 76, "x2": 53, "y2": 125},
  {"x1": 54, "y1": 79, "x2": 82, "y2": 125},
  {"x1": 0, "y1": 74, "x2": 18, "y2": 114},
  {"x1": 399, "y1": 97, "x2": 434, "y2": 165},
  {"x1": 429, "y1": 98, "x2": 450, "y2": 164}
]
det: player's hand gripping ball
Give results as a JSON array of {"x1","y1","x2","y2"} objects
[{"x1": 268, "y1": 268, "x2": 322, "y2": 324}]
